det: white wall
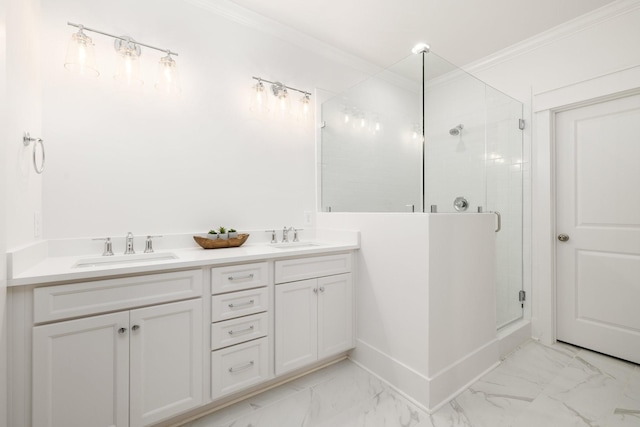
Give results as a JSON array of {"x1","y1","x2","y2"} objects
[
  {"x1": 5, "y1": 0, "x2": 41, "y2": 250},
  {"x1": 37, "y1": 0, "x2": 370, "y2": 242},
  {"x1": 2, "y1": 1, "x2": 41, "y2": 425},
  {"x1": 0, "y1": 1, "x2": 7, "y2": 423}
]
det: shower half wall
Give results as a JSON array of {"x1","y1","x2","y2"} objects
[{"x1": 318, "y1": 49, "x2": 527, "y2": 411}]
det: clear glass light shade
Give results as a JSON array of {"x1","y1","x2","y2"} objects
[
  {"x1": 274, "y1": 88, "x2": 291, "y2": 119},
  {"x1": 250, "y1": 81, "x2": 270, "y2": 114},
  {"x1": 114, "y1": 43, "x2": 143, "y2": 86},
  {"x1": 298, "y1": 94, "x2": 311, "y2": 122},
  {"x1": 155, "y1": 55, "x2": 180, "y2": 94},
  {"x1": 64, "y1": 30, "x2": 99, "y2": 77}
]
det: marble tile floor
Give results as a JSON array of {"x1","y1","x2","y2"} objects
[{"x1": 181, "y1": 340, "x2": 640, "y2": 427}]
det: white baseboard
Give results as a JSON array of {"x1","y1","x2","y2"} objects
[
  {"x1": 350, "y1": 337, "x2": 502, "y2": 411},
  {"x1": 498, "y1": 319, "x2": 532, "y2": 359}
]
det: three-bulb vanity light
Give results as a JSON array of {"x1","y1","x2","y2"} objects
[
  {"x1": 250, "y1": 77, "x2": 312, "y2": 122},
  {"x1": 64, "y1": 22, "x2": 180, "y2": 93}
]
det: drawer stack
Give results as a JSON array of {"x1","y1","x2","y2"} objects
[{"x1": 210, "y1": 262, "x2": 269, "y2": 399}]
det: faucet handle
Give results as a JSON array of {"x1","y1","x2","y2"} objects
[
  {"x1": 265, "y1": 230, "x2": 277, "y2": 244},
  {"x1": 93, "y1": 237, "x2": 114, "y2": 256},
  {"x1": 292, "y1": 228, "x2": 304, "y2": 242},
  {"x1": 144, "y1": 235, "x2": 162, "y2": 253}
]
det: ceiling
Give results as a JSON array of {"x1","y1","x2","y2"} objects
[{"x1": 227, "y1": 0, "x2": 618, "y2": 68}]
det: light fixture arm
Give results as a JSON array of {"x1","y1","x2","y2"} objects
[
  {"x1": 67, "y1": 22, "x2": 178, "y2": 56},
  {"x1": 252, "y1": 76, "x2": 310, "y2": 97}
]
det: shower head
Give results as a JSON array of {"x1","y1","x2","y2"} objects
[{"x1": 449, "y1": 124, "x2": 464, "y2": 136}]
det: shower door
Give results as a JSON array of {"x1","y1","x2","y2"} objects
[{"x1": 422, "y1": 53, "x2": 525, "y2": 328}]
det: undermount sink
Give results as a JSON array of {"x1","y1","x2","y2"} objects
[
  {"x1": 271, "y1": 242, "x2": 320, "y2": 249},
  {"x1": 73, "y1": 252, "x2": 179, "y2": 268}
]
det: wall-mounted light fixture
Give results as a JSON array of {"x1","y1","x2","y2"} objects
[
  {"x1": 250, "y1": 76, "x2": 311, "y2": 122},
  {"x1": 64, "y1": 22, "x2": 180, "y2": 93}
]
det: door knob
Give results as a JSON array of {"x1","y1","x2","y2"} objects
[{"x1": 557, "y1": 234, "x2": 570, "y2": 242}]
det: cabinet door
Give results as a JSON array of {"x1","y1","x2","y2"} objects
[
  {"x1": 317, "y1": 273, "x2": 354, "y2": 360},
  {"x1": 33, "y1": 311, "x2": 130, "y2": 427},
  {"x1": 129, "y1": 299, "x2": 203, "y2": 427},
  {"x1": 275, "y1": 279, "x2": 318, "y2": 375}
]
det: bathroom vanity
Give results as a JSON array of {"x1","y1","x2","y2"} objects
[{"x1": 7, "y1": 235, "x2": 358, "y2": 427}]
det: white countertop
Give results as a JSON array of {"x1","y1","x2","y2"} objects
[{"x1": 8, "y1": 236, "x2": 359, "y2": 287}]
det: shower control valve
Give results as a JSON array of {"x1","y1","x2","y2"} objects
[{"x1": 453, "y1": 196, "x2": 469, "y2": 211}]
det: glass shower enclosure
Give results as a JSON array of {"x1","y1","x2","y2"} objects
[{"x1": 320, "y1": 50, "x2": 524, "y2": 328}]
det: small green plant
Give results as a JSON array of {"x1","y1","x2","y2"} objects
[
  {"x1": 208, "y1": 229, "x2": 218, "y2": 234},
  {"x1": 228, "y1": 228, "x2": 237, "y2": 233},
  {"x1": 218, "y1": 226, "x2": 227, "y2": 234}
]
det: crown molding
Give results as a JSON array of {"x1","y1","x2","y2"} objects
[
  {"x1": 182, "y1": 0, "x2": 383, "y2": 76},
  {"x1": 183, "y1": 0, "x2": 639, "y2": 96},
  {"x1": 463, "y1": 0, "x2": 640, "y2": 73}
]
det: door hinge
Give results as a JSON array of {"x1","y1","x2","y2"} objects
[
  {"x1": 518, "y1": 119, "x2": 526, "y2": 130},
  {"x1": 518, "y1": 290, "x2": 526, "y2": 305}
]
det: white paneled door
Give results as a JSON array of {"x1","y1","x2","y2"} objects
[{"x1": 556, "y1": 92, "x2": 640, "y2": 364}]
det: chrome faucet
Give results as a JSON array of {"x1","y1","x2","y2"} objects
[
  {"x1": 124, "y1": 232, "x2": 135, "y2": 254},
  {"x1": 282, "y1": 226, "x2": 293, "y2": 243}
]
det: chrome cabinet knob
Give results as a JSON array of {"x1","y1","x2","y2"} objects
[
  {"x1": 118, "y1": 327, "x2": 127, "y2": 334},
  {"x1": 132, "y1": 325, "x2": 140, "y2": 331},
  {"x1": 557, "y1": 234, "x2": 570, "y2": 242}
]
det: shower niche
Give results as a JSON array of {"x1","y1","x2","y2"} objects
[{"x1": 320, "y1": 49, "x2": 525, "y2": 329}]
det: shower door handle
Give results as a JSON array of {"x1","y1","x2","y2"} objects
[{"x1": 493, "y1": 211, "x2": 501, "y2": 233}]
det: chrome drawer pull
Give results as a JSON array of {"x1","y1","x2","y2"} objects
[
  {"x1": 228, "y1": 273, "x2": 254, "y2": 281},
  {"x1": 228, "y1": 325, "x2": 254, "y2": 336},
  {"x1": 228, "y1": 299, "x2": 255, "y2": 309},
  {"x1": 228, "y1": 360, "x2": 254, "y2": 373}
]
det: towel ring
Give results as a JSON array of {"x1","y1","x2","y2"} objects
[{"x1": 23, "y1": 132, "x2": 45, "y2": 174}]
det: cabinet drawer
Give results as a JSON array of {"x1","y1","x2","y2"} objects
[
  {"x1": 211, "y1": 312, "x2": 268, "y2": 350},
  {"x1": 33, "y1": 270, "x2": 203, "y2": 323},
  {"x1": 211, "y1": 288, "x2": 268, "y2": 322},
  {"x1": 211, "y1": 337, "x2": 269, "y2": 399},
  {"x1": 275, "y1": 253, "x2": 352, "y2": 284},
  {"x1": 211, "y1": 262, "x2": 268, "y2": 295}
]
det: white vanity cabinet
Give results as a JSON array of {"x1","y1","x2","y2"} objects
[
  {"x1": 210, "y1": 262, "x2": 271, "y2": 400},
  {"x1": 9, "y1": 245, "x2": 358, "y2": 427},
  {"x1": 31, "y1": 270, "x2": 204, "y2": 427},
  {"x1": 274, "y1": 254, "x2": 354, "y2": 375}
]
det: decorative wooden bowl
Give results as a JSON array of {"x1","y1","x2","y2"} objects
[{"x1": 193, "y1": 234, "x2": 250, "y2": 249}]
